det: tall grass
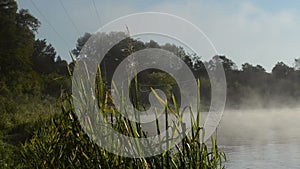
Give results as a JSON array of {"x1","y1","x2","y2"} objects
[
  {"x1": 0, "y1": 95, "x2": 58, "y2": 168},
  {"x1": 22, "y1": 66, "x2": 226, "y2": 168}
]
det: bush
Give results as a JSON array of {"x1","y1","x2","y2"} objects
[
  {"x1": 0, "y1": 95, "x2": 57, "y2": 168},
  {"x1": 22, "y1": 90, "x2": 226, "y2": 168}
]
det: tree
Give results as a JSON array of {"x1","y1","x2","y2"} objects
[
  {"x1": 55, "y1": 56, "x2": 69, "y2": 75},
  {"x1": 71, "y1": 32, "x2": 92, "y2": 57},
  {"x1": 0, "y1": 0, "x2": 40, "y2": 94},
  {"x1": 272, "y1": 62, "x2": 293, "y2": 79},
  {"x1": 31, "y1": 39, "x2": 57, "y2": 74},
  {"x1": 0, "y1": 1, "x2": 40, "y2": 73},
  {"x1": 218, "y1": 55, "x2": 237, "y2": 71},
  {"x1": 294, "y1": 58, "x2": 300, "y2": 70},
  {"x1": 242, "y1": 63, "x2": 265, "y2": 73}
]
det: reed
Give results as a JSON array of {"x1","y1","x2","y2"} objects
[{"x1": 22, "y1": 67, "x2": 226, "y2": 169}]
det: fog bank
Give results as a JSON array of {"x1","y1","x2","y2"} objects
[{"x1": 217, "y1": 107, "x2": 300, "y2": 146}]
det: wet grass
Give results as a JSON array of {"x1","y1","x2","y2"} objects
[{"x1": 21, "y1": 67, "x2": 226, "y2": 168}]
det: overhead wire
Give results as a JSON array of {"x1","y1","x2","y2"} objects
[
  {"x1": 29, "y1": 0, "x2": 71, "y2": 49},
  {"x1": 29, "y1": 0, "x2": 196, "y2": 90},
  {"x1": 91, "y1": 0, "x2": 102, "y2": 27},
  {"x1": 58, "y1": 0, "x2": 81, "y2": 35}
]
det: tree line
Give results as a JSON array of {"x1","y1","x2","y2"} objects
[
  {"x1": 0, "y1": 0, "x2": 70, "y2": 98},
  {"x1": 72, "y1": 32, "x2": 300, "y2": 109},
  {"x1": 1, "y1": 0, "x2": 300, "y2": 167},
  {"x1": 2, "y1": 0, "x2": 300, "y2": 108}
]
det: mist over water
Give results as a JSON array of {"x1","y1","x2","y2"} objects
[
  {"x1": 139, "y1": 103, "x2": 300, "y2": 168},
  {"x1": 218, "y1": 107, "x2": 300, "y2": 169}
]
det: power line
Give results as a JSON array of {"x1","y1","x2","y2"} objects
[
  {"x1": 29, "y1": 0, "x2": 71, "y2": 49},
  {"x1": 58, "y1": 0, "x2": 81, "y2": 35},
  {"x1": 91, "y1": 0, "x2": 101, "y2": 27}
]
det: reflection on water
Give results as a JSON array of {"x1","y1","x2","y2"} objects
[
  {"x1": 218, "y1": 108, "x2": 300, "y2": 169},
  {"x1": 223, "y1": 142, "x2": 300, "y2": 169}
]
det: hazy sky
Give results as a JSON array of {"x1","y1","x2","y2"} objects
[{"x1": 16, "y1": 0, "x2": 300, "y2": 71}]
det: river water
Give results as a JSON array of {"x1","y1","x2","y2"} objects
[{"x1": 217, "y1": 108, "x2": 300, "y2": 169}]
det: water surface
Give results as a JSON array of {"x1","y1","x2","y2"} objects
[{"x1": 218, "y1": 108, "x2": 300, "y2": 169}]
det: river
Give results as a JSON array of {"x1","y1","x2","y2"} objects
[{"x1": 218, "y1": 108, "x2": 300, "y2": 169}]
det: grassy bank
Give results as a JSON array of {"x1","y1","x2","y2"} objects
[
  {"x1": 19, "y1": 74, "x2": 226, "y2": 168},
  {"x1": 0, "y1": 95, "x2": 58, "y2": 168}
]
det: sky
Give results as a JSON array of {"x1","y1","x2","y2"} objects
[{"x1": 16, "y1": 0, "x2": 300, "y2": 71}]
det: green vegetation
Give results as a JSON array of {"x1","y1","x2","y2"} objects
[
  {"x1": 0, "y1": 95, "x2": 58, "y2": 168},
  {"x1": 74, "y1": 32, "x2": 300, "y2": 110},
  {"x1": 0, "y1": 0, "x2": 70, "y2": 167},
  {"x1": 1, "y1": 2, "x2": 226, "y2": 168},
  {"x1": 21, "y1": 78, "x2": 226, "y2": 169},
  {"x1": 2, "y1": 0, "x2": 300, "y2": 168}
]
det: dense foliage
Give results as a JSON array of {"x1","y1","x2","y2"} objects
[
  {"x1": 1, "y1": 0, "x2": 300, "y2": 168},
  {"x1": 0, "y1": 0, "x2": 70, "y2": 97},
  {"x1": 22, "y1": 83, "x2": 226, "y2": 169},
  {"x1": 0, "y1": 0, "x2": 70, "y2": 167},
  {"x1": 73, "y1": 32, "x2": 300, "y2": 109}
]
